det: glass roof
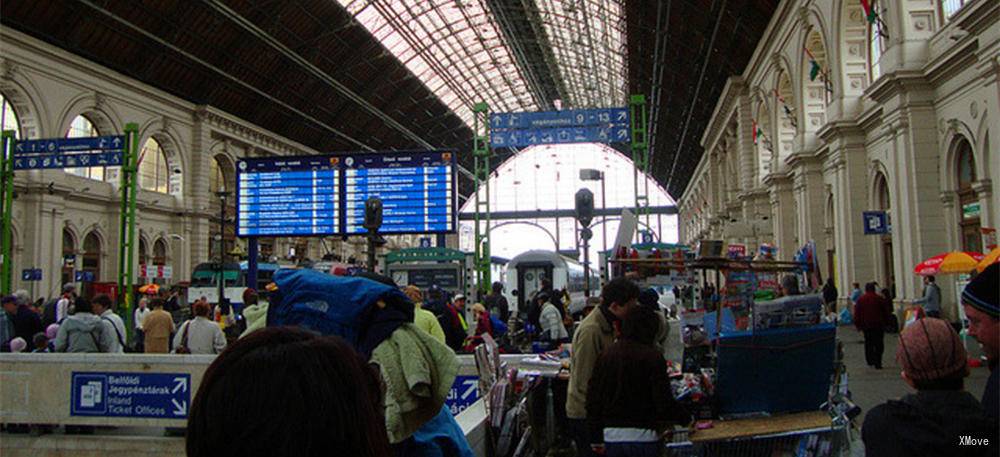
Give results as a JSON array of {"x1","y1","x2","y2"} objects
[{"x1": 339, "y1": 0, "x2": 627, "y2": 128}]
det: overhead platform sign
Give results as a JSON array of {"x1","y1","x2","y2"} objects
[
  {"x1": 13, "y1": 136, "x2": 125, "y2": 170},
  {"x1": 489, "y1": 108, "x2": 630, "y2": 148},
  {"x1": 236, "y1": 151, "x2": 456, "y2": 237}
]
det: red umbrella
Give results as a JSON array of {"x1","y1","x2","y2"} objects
[{"x1": 913, "y1": 251, "x2": 984, "y2": 276}]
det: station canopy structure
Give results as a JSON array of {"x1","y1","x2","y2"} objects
[{"x1": 1, "y1": 0, "x2": 778, "y2": 199}]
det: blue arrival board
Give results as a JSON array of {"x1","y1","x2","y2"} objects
[
  {"x1": 236, "y1": 151, "x2": 456, "y2": 237},
  {"x1": 445, "y1": 375, "x2": 479, "y2": 416},
  {"x1": 13, "y1": 136, "x2": 126, "y2": 170},
  {"x1": 70, "y1": 372, "x2": 191, "y2": 419},
  {"x1": 489, "y1": 108, "x2": 630, "y2": 148}
]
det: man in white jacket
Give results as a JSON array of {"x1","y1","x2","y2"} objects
[{"x1": 93, "y1": 294, "x2": 127, "y2": 353}]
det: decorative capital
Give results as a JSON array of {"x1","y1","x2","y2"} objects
[{"x1": 1, "y1": 59, "x2": 18, "y2": 81}]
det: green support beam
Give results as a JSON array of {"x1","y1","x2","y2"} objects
[
  {"x1": 0, "y1": 131, "x2": 14, "y2": 295},
  {"x1": 472, "y1": 102, "x2": 492, "y2": 300},
  {"x1": 117, "y1": 123, "x2": 140, "y2": 339},
  {"x1": 630, "y1": 94, "x2": 650, "y2": 228}
]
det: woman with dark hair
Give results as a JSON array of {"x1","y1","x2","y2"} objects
[
  {"x1": 586, "y1": 306, "x2": 690, "y2": 457},
  {"x1": 187, "y1": 326, "x2": 391, "y2": 457}
]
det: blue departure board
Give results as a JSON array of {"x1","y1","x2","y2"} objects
[
  {"x1": 235, "y1": 151, "x2": 456, "y2": 237},
  {"x1": 236, "y1": 156, "x2": 341, "y2": 237},
  {"x1": 343, "y1": 151, "x2": 455, "y2": 235}
]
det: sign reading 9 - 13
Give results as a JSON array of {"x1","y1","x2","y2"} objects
[{"x1": 235, "y1": 151, "x2": 456, "y2": 237}]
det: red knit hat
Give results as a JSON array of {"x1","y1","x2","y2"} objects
[{"x1": 896, "y1": 317, "x2": 969, "y2": 381}]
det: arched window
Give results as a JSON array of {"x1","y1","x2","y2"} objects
[
  {"x1": 940, "y1": 0, "x2": 969, "y2": 21},
  {"x1": 139, "y1": 138, "x2": 169, "y2": 193},
  {"x1": 66, "y1": 115, "x2": 109, "y2": 181},
  {"x1": 955, "y1": 139, "x2": 981, "y2": 252},
  {"x1": 209, "y1": 156, "x2": 236, "y2": 261},
  {"x1": 874, "y1": 172, "x2": 893, "y2": 284},
  {"x1": 153, "y1": 239, "x2": 167, "y2": 266},
  {"x1": 868, "y1": 21, "x2": 884, "y2": 82},
  {"x1": 138, "y1": 238, "x2": 148, "y2": 266},
  {"x1": 1, "y1": 93, "x2": 21, "y2": 138},
  {"x1": 61, "y1": 229, "x2": 76, "y2": 286},
  {"x1": 83, "y1": 231, "x2": 102, "y2": 282}
]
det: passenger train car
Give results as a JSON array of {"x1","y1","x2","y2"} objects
[
  {"x1": 188, "y1": 261, "x2": 280, "y2": 309},
  {"x1": 504, "y1": 250, "x2": 600, "y2": 316}
]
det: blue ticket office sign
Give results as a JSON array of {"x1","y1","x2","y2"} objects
[
  {"x1": 862, "y1": 211, "x2": 888, "y2": 235},
  {"x1": 445, "y1": 375, "x2": 479, "y2": 416},
  {"x1": 71, "y1": 372, "x2": 191, "y2": 419}
]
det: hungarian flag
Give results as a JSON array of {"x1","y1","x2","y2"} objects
[
  {"x1": 860, "y1": 0, "x2": 877, "y2": 24},
  {"x1": 752, "y1": 120, "x2": 762, "y2": 145},
  {"x1": 809, "y1": 59, "x2": 821, "y2": 81}
]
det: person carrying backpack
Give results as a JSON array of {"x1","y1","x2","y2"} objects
[
  {"x1": 911, "y1": 275, "x2": 942, "y2": 319},
  {"x1": 53, "y1": 297, "x2": 114, "y2": 353}
]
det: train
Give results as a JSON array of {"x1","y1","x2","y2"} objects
[
  {"x1": 504, "y1": 250, "x2": 600, "y2": 316},
  {"x1": 188, "y1": 261, "x2": 281, "y2": 308}
]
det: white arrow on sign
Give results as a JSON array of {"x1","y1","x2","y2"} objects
[
  {"x1": 112, "y1": 137, "x2": 122, "y2": 147},
  {"x1": 171, "y1": 399, "x2": 188, "y2": 416},
  {"x1": 172, "y1": 377, "x2": 188, "y2": 394},
  {"x1": 460, "y1": 379, "x2": 477, "y2": 400}
]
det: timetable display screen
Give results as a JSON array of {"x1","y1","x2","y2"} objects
[
  {"x1": 235, "y1": 151, "x2": 456, "y2": 237},
  {"x1": 343, "y1": 151, "x2": 455, "y2": 235}
]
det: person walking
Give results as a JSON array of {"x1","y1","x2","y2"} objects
[
  {"x1": 174, "y1": 301, "x2": 227, "y2": 354},
  {"x1": 142, "y1": 298, "x2": 175, "y2": 354},
  {"x1": 539, "y1": 295, "x2": 569, "y2": 345},
  {"x1": 862, "y1": 318, "x2": 997, "y2": 456},
  {"x1": 92, "y1": 294, "x2": 127, "y2": 353},
  {"x1": 849, "y1": 283, "x2": 862, "y2": 306},
  {"x1": 3, "y1": 293, "x2": 43, "y2": 347},
  {"x1": 587, "y1": 306, "x2": 691, "y2": 457},
  {"x1": 483, "y1": 281, "x2": 510, "y2": 323},
  {"x1": 134, "y1": 297, "x2": 150, "y2": 351},
  {"x1": 53, "y1": 297, "x2": 114, "y2": 353},
  {"x1": 854, "y1": 282, "x2": 891, "y2": 369},
  {"x1": 962, "y1": 263, "x2": 999, "y2": 421},
  {"x1": 912, "y1": 275, "x2": 942, "y2": 319},
  {"x1": 438, "y1": 294, "x2": 468, "y2": 352},
  {"x1": 822, "y1": 278, "x2": 838, "y2": 314},
  {"x1": 403, "y1": 285, "x2": 445, "y2": 344},
  {"x1": 566, "y1": 278, "x2": 640, "y2": 457},
  {"x1": 55, "y1": 284, "x2": 77, "y2": 324}
]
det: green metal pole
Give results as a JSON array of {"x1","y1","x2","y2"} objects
[
  {"x1": 118, "y1": 123, "x2": 139, "y2": 340},
  {"x1": 629, "y1": 95, "x2": 650, "y2": 230},
  {"x1": 472, "y1": 102, "x2": 491, "y2": 300},
  {"x1": 0, "y1": 131, "x2": 14, "y2": 295}
]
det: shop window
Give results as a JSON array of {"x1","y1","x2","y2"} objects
[
  {"x1": 82, "y1": 232, "x2": 101, "y2": 282},
  {"x1": 955, "y1": 140, "x2": 981, "y2": 252}
]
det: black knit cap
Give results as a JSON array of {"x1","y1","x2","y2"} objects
[{"x1": 962, "y1": 263, "x2": 999, "y2": 318}]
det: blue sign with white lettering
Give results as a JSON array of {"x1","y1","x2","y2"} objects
[
  {"x1": 640, "y1": 231, "x2": 653, "y2": 244},
  {"x1": 70, "y1": 372, "x2": 191, "y2": 419},
  {"x1": 20, "y1": 269, "x2": 42, "y2": 281},
  {"x1": 863, "y1": 211, "x2": 888, "y2": 235},
  {"x1": 419, "y1": 237, "x2": 432, "y2": 248},
  {"x1": 13, "y1": 135, "x2": 126, "y2": 170},
  {"x1": 74, "y1": 271, "x2": 95, "y2": 282},
  {"x1": 490, "y1": 108, "x2": 631, "y2": 148},
  {"x1": 445, "y1": 375, "x2": 479, "y2": 416}
]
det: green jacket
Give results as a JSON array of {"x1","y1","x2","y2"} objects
[{"x1": 566, "y1": 308, "x2": 616, "y2": 419}]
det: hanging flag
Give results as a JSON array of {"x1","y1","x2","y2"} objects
[
  {"x1": 752, "y1": 119, "x2": 760, "y2": 145},
  {"x1": 809, "y1": 60, "x2": 821, "y2": 81},
  {"x1": 861, "y1": 0, "x2": 889, "y2": 39},
  {"x1": 860, "y1": 0, "x2": 876, "y2": 24}
]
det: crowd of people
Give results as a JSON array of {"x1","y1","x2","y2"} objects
[{"x1": 1, "y1": 262, "x2": 996, "y2": 456}]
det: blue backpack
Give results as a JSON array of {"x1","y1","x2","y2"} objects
[{"x1": 490, "y1": 314, "x2": 508, "y2": 336}]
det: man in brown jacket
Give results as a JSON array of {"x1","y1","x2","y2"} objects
[
  {"x1": 566, "y1": 277, "x2": 639, "y2": 457},
  {"x1": 142, "y1": 298, "x2": 174, "y2": 353}
]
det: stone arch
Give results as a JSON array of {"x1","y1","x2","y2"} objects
[
  {"x1": 939, "y1": 120, "x2": 977, "y2": 192},
  {"x1": 152, "y1": 237, "x2": 168, "y2": 265},
  {"x1": 138, "y1": 231, "x2": 151, "y2": 266},
  {"x1": 773, "y1": 68, "x2": 797, "y2": 170},
  {"x1": 836, "y1": 0, "x2": 870, "y2": 97},
  {"x1": 974, "y1": 114, "x2": 990, "y2": 181},
  {"x1": 0, "y1": 66, "x2": 46, "y2": 138},
  {"x1": 81, "y1": 228, "x2": 105, "y2": 282},
  {"x1": 753, "y1": 92, "x2": 774, "y2": 183},
  {"x1": 800, "y1": 27, "x2": 831, "y2": 132},
  {"x1": 56, "y1": 92, "x2": 123, "y2": 138},
  {"x1": 137, "y1": 119, "x2": 186, "y2": 198}
]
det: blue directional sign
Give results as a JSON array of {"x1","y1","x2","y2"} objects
[
  {"x1": 71, "y1": 372, "x2": 191, "y2": 419},
  {"x1": 20, "y1": 269, "x2": 42, "y2": 281},
  {"x1": 12, "y1": 136, "x2": 126, "y2": 170},
  {"x1": 235, "y1": 151, "x2": 456, "y2": 237},
  {"x1": 74, "y1": 271, "x2": 95, "y2": 282},
  {"x1": 489, "y1": 108, "x2": 631, "y2": 148},
  {"x1": 863, "y1": 211, "x2": 888, "y2": 235},
  {"x1": 445, "y1": 375, "x2": 479, "y2": 416},
  {"x1": 419, "y1": 237, "x2": 432, "y2": 248}
]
